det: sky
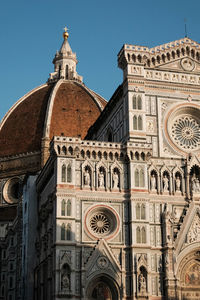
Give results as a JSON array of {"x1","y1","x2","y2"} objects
[{"x1": 1, "y1": 0, "x2": 200, "y2": 121}]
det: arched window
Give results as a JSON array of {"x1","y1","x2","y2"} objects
[
  {"x1": 138, "y1": 116, "x2": 143, "y2": 130},
  {"x1": 133, "y1": 96, "x2": 137, "y2": 109},
  {"x1": 136, "y1": 204, "x2": 140, "y2": 219},
  {"x1": 140, "y1": 169, "x2": 145, "y2": 187},
  {"x1": 67, "y1": 200, "x2": 71, "y2": 216},
  {"x1": 61, "y1": 165, "x2": 66, "y2": 182},
  {"x1": 137, "y1": 96, "x2": 142, "y2": 110},
  {"x1": 135, "y1": 169, "x2": 139, "y2": 187},
  {"x1": 136, "y1": 204, "x2": 146, "y2": 220},
  {"x1": 133, "y1": 95, "x2": 142, "y2": 110},
  {"x1": 67, "y1": 165, "x2": 72, "y2": 183},
  {"x1": 133, "y1": 116, "x2": 137, "y2": 130},
  {"x1": 66, "y1": 224, "x2": 71, "y2": 240},
  {"x1": 141, "y1": 227, "x2": 146, "y2": 243},
  {"x1": 141, "y1": 204, "x2": 146, "y2": 220},
  {"x1": 61, "y1": 223, "x2": 65, "y2": 240},
  {"x1": 61, "y1": 200, "x2": 66, "y2": 216},
  {"x1": 136, "y1": 227, "x2": 141, "y2": 243}
]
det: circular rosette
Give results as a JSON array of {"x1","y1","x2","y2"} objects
[
  {"x1": 85, "y1": 204, "x2": 120, "y2": 240},
  {"x1": 166, "y1": 105, "x2": 200, "y2": 153}
]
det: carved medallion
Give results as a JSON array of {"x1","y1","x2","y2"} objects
[{"x1": 181, "y1": 58, "x2": 195, "y2": 71}]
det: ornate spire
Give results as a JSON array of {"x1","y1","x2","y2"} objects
[{"x1": 48, "y1": 28, "x2": 83, "y2": 82}]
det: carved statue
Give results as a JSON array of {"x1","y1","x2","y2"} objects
[
  {"x1": 62, "y1": 273, "x2": 70, "y2": 289},
  {"x1": 163, "y1": 175, "x2": 169, "y2": 191},
  {"x1": 113, "y1": 172, "x2": 119, "y2": 188},
  {"x1": 150, "y1": 174, "x2": 156, "y2": 190},
  {"x1": 191, "y1": 175, "x2": 200, "y2": 193},
  {"x1": 175, "y1": 176, "x2": 181, "y2": 191},
  {"x1": 164, "y1": 208, "x2": 173, "y2": 242},
  {"x1": 98, "y1": 171, "x2": 105, "y2": 187},
  {"x1": 84, "y1": 169, "x2": 90, "y2": 186},
  {"x1": 138, "y1": 273, "x2": 146, "y2": 292}
]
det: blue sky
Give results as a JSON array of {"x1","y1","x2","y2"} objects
[{"x1": 1, "y1": 0, "x2": 200, "y2": 121}]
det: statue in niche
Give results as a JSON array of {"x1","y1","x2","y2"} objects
[
  {"x1": 150, "y1": 173, "x2": 156, "y2": 190},
  {"x1": 61, "y1": 273, "x2": 70, "y2": 289},
  {"x1": 163, "y1": 175, "x2": 169, "y2": 191},
  {"x1": 113, "y1": 171, "x2": 119, "y2": 188},
  {"x1": 98, "y1": 171, "x2": 105, "y2": 187},
  {"x1": 191, "y1": 174, "x2": 200, "y2": 193},
  {"x1": 138, "y1": 273, "x2": 146, "y2": 292},
  {"x1": 175, "y1": 175, "x2": 181, "y2": 191},
  {"x1": 164, "y1": 207, "x2": 173, "y2": 242},
  {"x1": 84, "y1": 169, "x2": 90, "y2": 186}
]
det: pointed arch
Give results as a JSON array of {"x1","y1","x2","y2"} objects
[
  {"x1": 136, "y1": 227, "x2": 141, "y2": 243},
  {"x1": 141, "y1": 227, "x2": 146, "y2": 243},
  {"x1": 67, "y1": 200, "x2": 71, "y2": 216},
  {"x1": 67, "y1": 164, "x2": 72, "y2": 182},
  {"x1": 140, "y1": 169, "x2": 145, "y2": 187},
  {"x1": 61, "y1": 200, "x2": 66, "y2": 216},
  {"x1": 133, "y1": 115, "x2": 137, "y2": 130},
  {"x1": 138, "y1": 115, "x2": 143, "y2": 130},
  {"x1": 61, "y1": 164, "x2": 66, "y2": 182},
  {"x1": 66, "y1": 224, "x2": 71, "y2": 240},
  {"x1": 138, "y1": 95, "x2": 142, "y2": 110},
  {"x1": 61, "y1": 223, "x2": 66, "y2": 240},
  {"x1": 141, "y1": 204, "x2": 146, "y2": 220},
  {"x1": 133, "y1": 95, "x2": 137, "y2": 109},
  {"x1": 135, "y1": 169, "x2": 140, "y2": 187},
  {"x1": 136, "y1": 204, "x2": 140, "y2": 219}
]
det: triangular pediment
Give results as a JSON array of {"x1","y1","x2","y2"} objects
[
  {"x1": 85, "y1": 239, "x2": 121, "y2": 281},
  {"x1": 154, "y1": 57, "x2": 200, "y2": 74},
  {"x1": 175, "y1": 204, "x2": 200, "y2": 255}
]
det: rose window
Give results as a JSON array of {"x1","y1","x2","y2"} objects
[
  {"x1": 171, "y1": 116, "x2": 200, "y2": 150},
  {"x1": 90, "y1": 213, "x2": 110, "y2": 234},
  {"x1": 85, "y1": 205, "x2": 120, "y2": 239}
]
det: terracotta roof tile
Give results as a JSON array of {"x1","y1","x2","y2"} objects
[{"x1": 0, "y1": 85, "x2": 53, "y2": 157}]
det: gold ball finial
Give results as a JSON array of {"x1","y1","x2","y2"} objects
[{"x1": 63, "y1": 26, "x2": 69, "y2": 40}]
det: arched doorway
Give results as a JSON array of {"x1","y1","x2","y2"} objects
[
  {"x1": 86, "y1": 275, "x2": 119, "y2": 300},
  {"x1": 177, "y1": 251, "x2": 200, "y2": 300}
]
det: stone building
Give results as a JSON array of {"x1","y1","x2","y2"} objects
[{"x1": 0, "y1": 29, "x2": 200, "y2": 300}]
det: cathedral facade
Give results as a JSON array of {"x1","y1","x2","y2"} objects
[{"x1": 0, "y1": 30, "x2": 200, "y2": 300}]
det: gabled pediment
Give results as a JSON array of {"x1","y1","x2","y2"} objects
[
  {"x1": 85, "y1": 239, "x2": 121, "y2": 281},
  {"x1": 175, "y1": 203, "x2": 200, "y2": 255},
  {"x1": 154, "y1": 57, "x2": 200, "y2": 74}
]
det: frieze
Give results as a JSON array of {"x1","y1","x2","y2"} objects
[{"x1": 145, "y1": 69, "x2": 200, "y2": 85}]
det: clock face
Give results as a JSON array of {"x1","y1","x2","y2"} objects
[
  {"x1": 166, "y1": 105, "x2": 200, "y2": 153},
  {"x1": 180, "y1": 58, "x2": 195, "y2": 72},
  {"x1": 3, "y1": 178, "x2": 20, "y2": 204}
]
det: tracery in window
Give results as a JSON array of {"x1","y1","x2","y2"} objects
[
  {"x1": 135, "y1": 167, "x2": 145, "y2": 187},
  {"x1": 171, "y1": 115, "x2": 200, "y2": 150},
  {"x1": 133, "y1": 115, "x2": 143, "y2": 131},
  {"x1": 133, "y1": 95, "x2": 142, "y2": 110},
  {"x1": 136, "y1": 203, "x2": 146, "y2": 220},
  {"x1": 61, "y1": 223, "x2": 71, "y2": 241},
  {"x1": 136, "y1": 226, "x2": 146, "y2": 243}
]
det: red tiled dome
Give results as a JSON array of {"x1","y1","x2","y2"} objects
[{"x1": 0, "y1": 80, "x2": 107, "y2": 158}]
